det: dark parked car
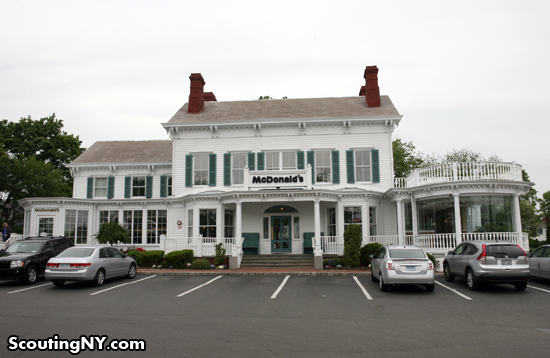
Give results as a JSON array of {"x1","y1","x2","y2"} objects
[
  {"x1": 443, "y1": 241, "x2": 529, "y2": 291},
  {"x1": 0, "y1": 237, "x2": 74, "y2": 284},
  {"x1": 528, "y1": 244, "x2": 550, "y2": 280}
]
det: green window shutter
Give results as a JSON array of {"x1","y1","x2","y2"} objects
[
  {"x1": 87, "y1": 177, "x2": 94, "y2": 199},
  {"x1": 185, "y1": 155, "x2": 193, "y2": 187},
  {"x1": 372, "y1": 149, "x2": 380, "y2": 183},
  {"x1": 307, "y1": 151, "x2": 315, "y2": 184},
  {"x1": 297, "y1": 151, "x2": 305, "y2": 170},
  {"x1": 124, "y1": 177, "x2": 131, "y2": 198},
  {"x1": 107, "y1": 177, "x2": 115, "y2": 199},
  {"x1": 247, "y1": 152, "x2": 255, "y2": 171},
  {"x1": 346, "y1": 150, "x2": 355, "y2": 184},
  {"x1": 257, "y1": 152, "x2": 265, "y2": 170},
  {"x1": 145, "y1": 176, "x2": 153, "y2": 198},
  {"x1": 332, "y1": 150, "x2": 340, "y2": 184},
  {"x1": 209, "y1": 153, "x2": 217, "y2": 187},
  {"x1": 160, "y1": 176, "x2": 167, "y2": 198},
  {"x1": 224, "y1": 153, "x2": 231, "y2": 186}
]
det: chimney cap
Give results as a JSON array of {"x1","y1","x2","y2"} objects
[{"x1": 189, "y1": 73, "x2": 205, "y2": 85}]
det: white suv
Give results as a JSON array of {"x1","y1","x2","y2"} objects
[{"x1": 443, "y1": 241, "x2": 529, "y2": 291}]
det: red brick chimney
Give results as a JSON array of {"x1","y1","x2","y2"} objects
[
  {"x1": 188, "y1": 73, "x2": 206, "y2": 113},
  {"x1": 358, "y1": 86, "x2": 366, "y2": 96},
  {"x1": 204, "y1": 92, "x2": 217, "y2": 102},
  {"x1": 363, "y1": 66, "x2": 380, "y2": 107}
]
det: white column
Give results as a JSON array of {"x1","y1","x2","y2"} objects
[
  {"x1": 396, "y1": 199, "x2": 404, "y2": 245},
  {"x1": 314, "y1": 198, "x2": 321, "y2": 255},
  {"x1": 362, "y1": 203, "x2": 370, "y2": 246},
  {"x1": 336, "y1": 201, "x2": 344, "y2": 238},
  {"x1": 513, "y1": 194, "x2": 522, "y2": 233},
  {"x1": 453, "y1": 193, "x2": 462, "y2": 245},
  {"x1": 235, "y1": 201, "x2": 242, "y2": 241},
  {"x1": 411, "y1": 194, "x2": 418, "y2": 238}
]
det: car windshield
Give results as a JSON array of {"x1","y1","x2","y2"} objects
[
  {"x1": 5, "y1": 242, "x2": 44, "y2": 253},
  {"x1": 56, "y1": 247, "x2": 95, "y2": 258},
  {"x1": 389, "y1": 249, "x2": 426, "y2": 259}
]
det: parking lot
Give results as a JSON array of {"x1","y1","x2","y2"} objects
[{"x1": 1, "y1": 274, "x2": 550, "y2": 357}]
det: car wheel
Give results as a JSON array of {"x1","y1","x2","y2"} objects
[
  {"x1": 444, "y1": 264, "x2": 455, "y2": 282},
  {"x1": 52, "y1": 280, "x2": 65, "y2": 287},
  {"x1": 425, "y1": 284, "x2": 435, "y2": 292},
  {"x1": 514, "y1": 282, "x2": 527, "y2": 291},
  {"x1": 466, "y1": 269, "x2": 479, "y2": 291},
  {"x1": 23, "y1": 266, "x2": 38, "y2": 285},
  {"x1": 126, "y1": 263, "x2": 137, "y2": 279},
  {"x1": 93, "y1": 269, "x2": 105, "y2": 287},
  {"x1": 379, "y1": 273, "x2": 389, "y2": 292}
]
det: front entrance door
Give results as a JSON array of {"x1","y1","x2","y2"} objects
[{"x1": 271, "y1": 216, "x2": 292, "y2": 253}]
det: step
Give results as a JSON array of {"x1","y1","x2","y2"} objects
[{"x1": 240, "y1": 255, "x2": 315, "y2": 268}]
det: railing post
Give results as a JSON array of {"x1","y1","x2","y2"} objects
[
  {"x1": 195, "y1": 234, "x2": 203, "y2": 257},
  {"x1": 159, "y1": 234, "x2": 166, "y2": 252},
  {"x1": 314, "y1": 198, "x2": 323, "y2": 269}
]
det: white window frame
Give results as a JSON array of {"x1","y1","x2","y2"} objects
[
  {"x1": 265, "y1": 151, "x2": 296, "y2": 170},
  {"x1": 147, "y1": 210, "x2": 167, "y2": 244},
  {"x1": 65, "y1": 210, "x2": 88, "y2": 244},
  {"x1": 355, "y1": 149, "x2": 372, "y2": 182},
  {"x1": 315, "y1": 151, "x2": 331, "y2": 183},
  {"x1": 232, "y1": 153, "x2": 247, "y2": 185},
  {"x1": 132, "y1": 177, "x2": 146, "y2": 197},
  {"x1": 94, "y1": 177, "x2": 108, "y2": 197},
  {"x1": 194, "y1": 154, "x2": 209, "y2": 185}
]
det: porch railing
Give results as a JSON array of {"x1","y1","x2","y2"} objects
[
  {"x1": 397, "y1": 161, "x2": 523, "y2": 188},
  {"x1": 0, "y1": 233, "x2": 24, "y2": 250}
]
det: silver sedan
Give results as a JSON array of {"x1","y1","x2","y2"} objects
[
  {"x1": 371, "y1": 245, "x2": 435, "y2": 292},
  {"x1": 45, "y1": 246, "x2": 137, "y2": 287}
]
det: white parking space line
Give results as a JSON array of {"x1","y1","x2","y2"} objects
[
  {"x1": 353, "y1": 276, "x2": 373, "y2": 300},
  {"x1": 528, "y1": 285, "x2": 550, "y2": 294},
  {"x1": 90, "y1": 275, "x2": 157, "y2": 296},
  {"x1": 435, "y1": 281, "x2": 473, "y2": 300},
  {"x1": 270, "y1": 275, "x2": 290, "y2": 299},
  {"x1": 8, "y1": 283, "x2": 52, "y2": 294},
  {"x1": 177, "y1": 276, "x2": 222, "y2": 297}
]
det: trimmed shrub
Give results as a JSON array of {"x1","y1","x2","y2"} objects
[
  {"x1": 214, "y1": 243, "x2": 227, "y2": 266},
  {"x1": 127, "y1": 250, "x2": 143, "y2": 265},
  {"x1": 138, "y1": 250, "x2": 165, "y2": 267},
  {"x1": 191, "y1": 258, "x2": 211, "y2": 270},
  {"x1": 343, "y1": 224, "x2": 362, "y2": 267},
  {"x1": 360, "y1": 243, "x2": 383, "y2": 266},
  {"x1": 426, "y1": 253, "x2": 436, "y2": 267},
  {"x1": 163, "y1": 250, "x2": 194, "y2": 269}
]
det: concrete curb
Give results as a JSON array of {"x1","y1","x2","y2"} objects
[{"x1": 138, "y1": 270, "x2": 445, "y2": 277}]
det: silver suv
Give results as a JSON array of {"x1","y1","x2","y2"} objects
[{"x1": 443, "y1": 241, "x2": 529, "y2": 291}]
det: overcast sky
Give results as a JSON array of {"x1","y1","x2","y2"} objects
[{"x1": 1, "y1": 0, "x2": 549, "y2": 198}]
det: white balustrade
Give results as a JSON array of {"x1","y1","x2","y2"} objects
[
  {"x1": 320, "y1": 236, "x2": 344, "y2": 255},
  {"x1": 396, "y1": 161, "x2": 523, "y2": 188},
  {"x1": 368, "y1": 235, "x2": 399, "y2": 246}
]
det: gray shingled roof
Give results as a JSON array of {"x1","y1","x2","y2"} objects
[
  {"x1": 167, "y1": 95, "x2": 399, "y2": 124},
  {"x1": 70, "y1": 140, "x2": 172, "y2": 165}
]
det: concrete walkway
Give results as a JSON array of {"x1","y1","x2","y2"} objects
[{"x1": 138, "y1": 267, "x2": 372, "y2": 276}]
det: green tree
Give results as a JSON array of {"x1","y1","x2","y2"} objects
[
  {"x1": 95, "y1": 222, "x2": 131, "y2": 246},
  {"x1": 0, "y1": 114, "x2": 84, "y2": 231},
  {"x1": 392, "y1": 139, "x2": 425, "y2": 178},
  {"x1": 540, "y1": 191, "x2": 550, "y2": 244},
  {"x1": 343, "y1": 224, "x2": 362, "y2": 267},
  {"x1": 520, "y1": 170, "x2": 540, "y2": 239}
]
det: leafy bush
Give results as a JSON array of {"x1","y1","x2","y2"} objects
[
  {"x1": 360, "y1": 243, "x2": 383, "y2": 266},
  {"x1": 426, "y1": 253, "x2": 436, "y2": 267},
  {"x1": 127, "y1": 249, "x2": 144, "y2": 265},
  {"x1": 343, "y1": 224, "x2": 362, "y2": 267},
  {"x1": 136, "y1": 250, "x2": 165, "y2": 267},
  {"x1": 214, "y1": 243, "x2": 226, "y2": 266},
  {"x1": 191, "y1": 258, "x2": 211, "y2": 270},
  {"x1": 163, "y1": 250, "x2": 194, "y2": 269}
]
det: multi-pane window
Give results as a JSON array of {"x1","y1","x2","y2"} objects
[
  {"x1": 64, "y1": 210, "x2": 88, "y2": 244},
  {"x1": 327, "y1": 208, "x2": 336, "y2": 236},
  {"x1": 200, "y1": 209, "x2": 216, "y2": 238},
  {"x1": 194, "y1": 154, "x2": 209, "y2": 185},
  {"x1": 123, "y1": 210, "x2": 143, "y2": 244},
  {"x1": 132, "y1": 177, "x2": 146, "y2": 197},
  {"x1": 232, "y1": 154, "x2": 247, "y2": 185},
  {"x1": 265, "y1": 152, "x2": 296, "y2": 170},
  {"x1": 355, "y1": 150, "x2": 371, "y2": 182},
  {"x1": 224, "y1": 210, "x2": 234, "y2": 237},
  {"x1": 147, "y1": 210, "x2": 167, "y2": 244},
  {"x1": 315, "y1": 151, "x2": 331, "y2": 183},
  {"x1": 167, "y1": 176, "x2": 173, "y2": 196},
  {"x1": 99, "y1": 210, "x2": 119, "y2": 226},
  {"x1": 369, "y1": 207, "x2": 377, "y2": 236},
  {"x1": 39, "y1": 217, "x2": 54, "y2": 236},
  {"x1": 188, "y1": 210, "x2": 193, "y2": 237},
  {"x1": 94, "y1": 178, "x2": 108, "y2": 197},
  {"x1": 344, "y1": 206, "x2": 362, "y2": 235}
]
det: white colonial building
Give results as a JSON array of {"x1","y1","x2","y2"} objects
[{"x1": 19, "y1": 66, "x2": 533, "y2": 269}]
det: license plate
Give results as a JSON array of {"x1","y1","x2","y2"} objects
[
  {"x1": 501, "y1": 259, "x2": 512, "y2": 265},
  {"x1": 406, "y1": 266, "x2": 416, "y2": 271},
  {"x1": 59, "y1": 263, "x2": 70, "y2": 269}
]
